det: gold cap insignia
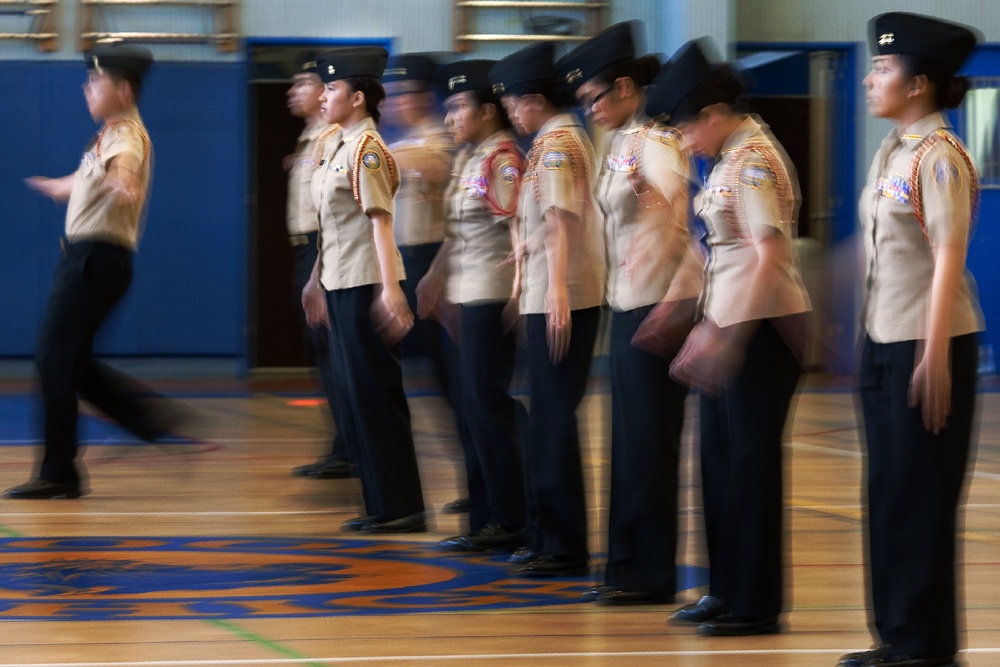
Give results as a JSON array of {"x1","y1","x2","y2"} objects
[
  {"x1": 302, "y1": 61, "x2": 317, "y2": 71},
  {"x1": 448, "y1": 75, "x2": 467, "y2": 90},
  {"x1": 327, "y1": 65, "x2": 336, "y2": 75},
  {"x1": 565, "y1": 68, "x2": 583, "y2": 85},
  {"x1": 492, "y1": 82, "x2": 505, "y2": 95},
  {"x1": 879, "y1": 33, "x2": 894, "y2": 46},
  {"x1": 384, "y1": 67, "x2": 407, "y2": 78}
]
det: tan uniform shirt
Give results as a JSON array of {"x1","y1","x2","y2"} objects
[
  {"x1": 695, "y1": 115, "x2": 810, "y2": 327},
  {"x1": 287, "y1": 121, "x2": 338, "y2": 237},
  {"x1": 65, "y1": 107, "x2": 151, "y2": 251},
  {"x1": 390, "y1": 116, "x2": 453, "y2": 247},
  {"x1": 860, "y1": 111, "x2": 983, "y2": 343},
  {"x1": 595, "y1": 113, "x2": 704, "y2": 312},
  {"x1": 518, "y1": 113, "x2": 605, "y2": 315},
  {"x1": 311, "y1": 117, "x2": 403, "y2": 291},
  {"x1": 445, "y1": 130, "x2": 522, "y2": 304}
]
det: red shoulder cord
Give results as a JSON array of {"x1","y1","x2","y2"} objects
[{"x1": 482, "y1": 140, "x2": 525, "y2": 217}]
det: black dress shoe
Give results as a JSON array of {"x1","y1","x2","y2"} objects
[
  {"x1": 438, "y1": 524, "x2": 524, "y2": 552},
  {"x1": 838, "y1": 646, "x2": 891, "y2": 667},
  {"x1": 361, "y1": 512, "x2": 428, "y2": 534},
  {"x1": 861, "y1": 653, "x2": 957, "y2": 667},
  {"x1": 292, "y1": 459, "x2": 353, "y2": 479},
  {"x1": 3, "y1": 479, "x2": 85, "y2": 499},
  {"x1": 669, "y1": 595, "x2": 725, "y2": 624},
  {"x1": 441, "y1": 498, "x2": 470, "y2": 513},
  {"x1": 597, "y1": 588, "x2": 676, "y2": 606},
  {"x1": 515, "y1": 554, "x2": 588, "y2": 577},
  {"x1": 342, "y1": 515, "x2": 375, "y2": 531},
  {"x1": 697, "y1": 613, "x2": 780, "y2": 636},
  {"x1": 507, "y1": 547, "x2": 536, "y2": 565},
  {"x1": 582, "y1": 585, "x2": 610, "y2": 601}
]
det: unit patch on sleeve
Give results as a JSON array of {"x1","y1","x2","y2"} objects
[
  {"x1": 542, "y1": 150, "x2": 567, "y2": 169},
  {"x1": 361, "y1": 151, "x2": 382, "y2": 172},
  {"x1": 739, "y1": 164, "x2": 775, "y2": 190}
]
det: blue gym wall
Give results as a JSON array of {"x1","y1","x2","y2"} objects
[{"x1": 0, "y1": 61, "x2": 247, "y2": 359}]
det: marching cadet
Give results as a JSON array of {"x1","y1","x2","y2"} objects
[
  {"x1": 381, "y1": 53, "x2": 471, "y2": 515},
  {"x1": 556, "y1": 22, "x2": 704, "y2": 605},
  {"x1": 426, "y1": 59, "x2": 528, "y2": 552},
  {"x1": 490, "y1": 42, "x2": 606, "y2": 576},
  {"x1": 6, "y1": 44, "x2": 176, "y2": 500},
  {"x1": 301, "y1": 46, "x2": 426, "y2": 533},
  {"x1": 838, "y1": 13, "x2": 982, "y2": 667},
  {"x1": 284, "y1": 54, "x2": 353, "y2": 481},
  {"x1": 648, "y1": 40, "x2": 811, "y2": 635}
]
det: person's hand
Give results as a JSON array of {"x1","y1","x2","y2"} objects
[
  {"x1": 301, "y1": 278, "x2": 329, "y2": 329},
  {"x1": 25, "y1": 176, "x2": 72, "y2": 203},
  {"x1": 908, "y1": 341, "x2": 951, "y2": 434},
  {"x1": 415, "y1": 271, "x2": 443, "y2": 320},
  {"x1": 544, "y1": 284, "x2": 571, "y2": 364},
  {"x1": 372, "y1": 282, "x2": 414, "y2": 345},
  {"x1": 669, "y1": 320, "x2": 746, "y2": 395}
]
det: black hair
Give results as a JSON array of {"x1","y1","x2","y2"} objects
[
  {"x1": 104, "y1": 67, "x2": 143, "y2": 101},
  {"x1": 470, "y1": 88, "x2": 513, "y2": 129},
  {"x1": 344, "y1": 75, "x2": 386, "y2": 124},
  {"x1": 673, "y1": 63, "x2": 747, "y2": 123},
  {"x1": 898, "y1": 54, "x2": 970, "y2": 110},
  {"x1": 592, "y1": 54, "x2": 661, "y2": 90}
]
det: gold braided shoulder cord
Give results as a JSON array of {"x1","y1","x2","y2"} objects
[
  {"x1": 909, "y1": 129, "x2": 981, "y2": 241},
  {"x1": 96, "y1": 119, "x2": 150, "y2": 164},
  {"x1": 351, "y1": 131, "x2": 399, "y2": 208},
  {"x1": 722, "y1": 142, "x2": 794, "y2": 240},
  {"x1": 528, "y1": 128, "x2": 591, "y2": 204}
]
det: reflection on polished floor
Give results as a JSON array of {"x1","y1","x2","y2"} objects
[{"x1": 0, "y1": 363, "x2": 997, "y2": 666}]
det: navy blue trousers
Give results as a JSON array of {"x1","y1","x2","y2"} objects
[
  {"x1": 324, "y1": 285, "x2": 424, "y2": 520},
  {"x1": 699, "y1": 320, "x2": 802, "y2": 619},
  {"x1": 604, "y1": 306, "x2": 688, "y2": 593},
  {"x1": 292, "y1": 232, "x2": 349, "y2": 464},
  {"x1": 860, "y1": 333, "x2": 978, "y2": 660},
  {"x1": 523, "y1": 307, "x2": 600, "y2": 561},
  {"x1": 36, "y1": 241, "x2": 166, "y2": 484},
  {"x1": 458, "y1": 303, "x2": 527, "y2": 533}
]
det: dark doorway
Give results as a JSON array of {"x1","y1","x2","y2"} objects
[{"x1": 247, "y1": 40, "x2": 389, "y2": 369}]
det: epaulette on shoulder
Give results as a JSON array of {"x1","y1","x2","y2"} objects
[{"x1": 351, "y1": 131, "x2": 399, "y2": 207}]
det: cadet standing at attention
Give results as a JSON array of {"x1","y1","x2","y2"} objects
[
  {"x1": 649, "y1": 39, "x2": 811, "y2": 636},
  {"x1": 301, "y1": 46, "x2": 426, "y2": 533},
  {"x1": 284, "y1": 54, "x2": 353, "y2": 481},
  {"x1": 557, "y1": 22, "x2": 704, "y2": 605},
  {"x1": 490, "y1": 42, "x2": 606, "y2": 577},
  {"x1": 6, "y1": 44, "x2": 173, "y2": 500},
  {"x1": 838, "y1": 13, "x2": 982, "y2": 667},
  {"x1": 424, "y1": 59, "x2": 528, "y2": 553}
]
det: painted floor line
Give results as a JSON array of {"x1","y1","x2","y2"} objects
[{"x1": 2, "y1": 648, "x2": 999, "y2": 666}]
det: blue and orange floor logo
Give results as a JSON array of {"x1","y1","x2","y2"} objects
[{"x1": 0, "y1": 537, "x2": 708, "y2": 620}]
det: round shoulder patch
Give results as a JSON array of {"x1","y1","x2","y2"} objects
[
  {"x1": 361, "y1": 150, "x2": 382, "y2": 172},
  {"x1": 932, "y1": 156, "x2": 961, "y2": 195},
  {"x1": 499, "y1": 162, "x2": 520, "y2": 184},
  {"x1": 739, "y1": 162, "x2": 775, "y2": 190}
]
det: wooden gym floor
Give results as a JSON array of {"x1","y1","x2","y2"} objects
[{"x1": 0, "y1": 363, "x2": 997, "y2": 666}]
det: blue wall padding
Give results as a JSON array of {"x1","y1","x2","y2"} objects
[{"x1": 0, "y1": 61, "x2": 247, "y2": 358}]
